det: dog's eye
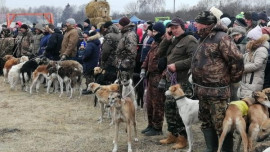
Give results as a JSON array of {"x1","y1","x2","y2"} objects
[
  {"x1": 265, "y1": 97, "x2": 268, "y2": 100},
  {"x1": 262, "y1": 129, "x2": 266, "y2": 132}
]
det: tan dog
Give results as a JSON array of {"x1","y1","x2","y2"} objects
[
  {"x1": 93, "y1": 67, "x2": 105, "y2": 75},
  {"x1": 30, "y1": 65, "x2": 49, "y2": 94},
  {"x1": 248, "y1": 90, "x2": 270, "y2": 151},
  {"x1": 108, "y1": 92, "x2": 138, "y2": 152},
  {"x1": 218, "y1": 97, "x2": 255, "y2": 152},
  {"x1": 87, "y1": 82, "x2": 119, "y2": 123}
]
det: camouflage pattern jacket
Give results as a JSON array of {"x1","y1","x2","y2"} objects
[
  {"x1": 191, "y1": 22, "x2": 244, "y2": 99},
  {"x1": 15, "y1": 31, "x2": 33, "y2": 57},
  {"x1": 30, "y1": 33, "x2": 43, "y2": 56},
  {"x1": 0, "y1": 36, "x2": 15, "y2": 57},
  {"x1": 101, "y1": 24, "x2": 121, "y2": 68},
  {"x1": 141, "y1": 41, "x2": 160, "y2": 73},
  {"x1": 116, "y1": 23, "x2": 137, "y2": 69}
]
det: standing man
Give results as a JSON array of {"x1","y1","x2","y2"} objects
[
  {"x1": 192, "y1": 11, "x2": 244, "y2": 152},
  {"x1": 101, "y1": 21, "x2": 121, "y2": 71},
  {"x1": 45, "y1": 24, "x2": 63, "y2": 61},
  {"x1": 116, "y1": 17, "x2": 137, "y2": 76},
  {"x1": 15, "y1": 24, "x2": 33, "y2": 57},
  {"x1": 158, "y1": 17, "x2": 198, "y2": 149},
  {"x1": 60, "y1": 18, "x2": 79, "y2": 60}
]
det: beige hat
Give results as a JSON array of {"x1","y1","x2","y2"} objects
[
  {"x1": 230, "y1": 26, "x2": 246, "y2": 36},
  {"x1": 210, "y1": 6, "x2": 223, "y2": 20},
  {"x1": 35, "y1": 23, "x2": 44, "y2": 32}
]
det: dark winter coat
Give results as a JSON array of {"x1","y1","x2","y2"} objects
[
  {"x1": 45, "y1": 28, "x2": 63, "y2": 60},
  {"x1": 191, "y1": 22, "x2": 244, "y2": 99},
  {"x1": 140, "y1": 36, "x2": 154, "y2": 62},
  {"x1": 83, "y1": 34, "x2": 100, "y2": 75},
  {"x1": 38, "y1": 33, "x2": 51, "y2": 56}
]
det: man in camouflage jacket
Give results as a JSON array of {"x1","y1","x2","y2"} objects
[
  {"x1": 191, "y1": 11, "x2": 244, "y2": 152},
  {"x1": 0, "y1": 29, "x2": 15, "y2": 75},
  {"x1": 101, "y1": 21, "x2": 121, "y2": 70},
  {"x1": 15, "y1": 24, "x2": 33, "y2": 57},
  {"x1": 116, "y1": 17, "x2": 137, "y2": 76}
]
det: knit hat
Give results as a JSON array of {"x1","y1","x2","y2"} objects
[
  {"x1": 147, "y1": 24, "x2": 153, "y2": 31},
  {"x1": 195, "y1": 11, "x2": 217, "y2": 25},
  {"x1": 21, "y1": 24, "x2": 28, "y2": 30},
  {"x1": 16, "y1": 21, "x2": 22, "y2": 27},
  {"x1": 247, "y1": 26, "x2": 262, "y2": 40},
  {"x1": 168, "y1": 17, "x2": 185, "y2": 30},
  {"x1": 244, "y1": 12, "x2": 259, "y2": 21},
  {"x1": 153, "y1": 22, "x2": 166, "y2": 35},
  {"x1": 258, "y1": 12, "x2": 268, "y2": 22},
  {"x1": 83, "y1": 31, "x2": 90, "y2": 36},
  {"x1": 220, "y1": 17, "x2": 231, "y2": 27},
  {"x1": 230, "y1": 26, "x2": 246, "y2": 36},
  {"x1": 84, "y1": 18, "x2": 90, "y2": 25},
  {"x1": 234, "y1": 18, "x2": 247, "y2": 27},
  {"x1": 210, "y1": 6, "x2": 223, "y2": 20},
  {"x1": 35, "y1": 23, "x2": 44, "y2": 31},
  {"x1": 89, "y1": 31, "x2": 97, "y2": 37},
  {"x1": 66, "y1": 18, "x2": 76, "y2": 25},
  {"x1": 104, "y1": 21, "x2": 113, "y2": 28},
  {"x1": 119, "y1": 17, "x2": 130, "y2": 27},
  {"x1": 236, "y1": 12, "x2": 245, "y2": 19}
]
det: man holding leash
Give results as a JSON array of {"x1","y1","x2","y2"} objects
[
  {"x1": 191, "y1": 11, "x2": 244, "y2": 152},
  {"x1": 157, "y1": 17, "x2": 198, "y2": 149}
]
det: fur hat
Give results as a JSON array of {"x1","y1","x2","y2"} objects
[
  {"x1": 104, "y1": 21, "x2": 113, "y2": 28},
  {"x1": 168, "y1": 17, "x2": 185, "y2": 30},
  {"x1": 247, "y1": 26, "x2": 262, "y2": 40},
  {"x1": 195, "y1": 11, "x2": 217, "y2": 25},
  {"x1": 119, "y1": 17, "x2": 130, "y2": 27},
  {"x1": 230, "y1": 26, "x2": 246, "y2": 36},
  {"x1": 220, "y1": 17, "x2": 231, "y2": 27},
  {"x1": 66, "y1": 18, "x2": 76, "y2": 25},
  {"x1": 153, "y1": 22, "x2": 165, "y2": 35},
  {"x1": 234, "y1": 18, "x2": 247, "y2": 27},
  {"x1": 21, "y1": 24, "x2": 28, "y2": 30},
  {"x1": 258, "y1": 12, "x2": 268, "y2": 22},
  {"x1": 244, "y1": 12, "x2": 259, "y2": 21},
  {"x1": 84, "y1": 18, "x2": 91, "y2": 25},
  {"x1": 210, "y1": 6, "x2": 223, "y2": 20}
]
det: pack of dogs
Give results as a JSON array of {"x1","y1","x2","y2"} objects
[{"x1": 2, "y1": 54, "x2": 270, "y2": 152}]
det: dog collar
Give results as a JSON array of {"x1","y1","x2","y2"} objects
[
  {"x1": 175, "y1": 95, "x2": 186, "y2": 100},
  {"x1": 93, "y1": 86, "x2": 101, "y2": 94}
]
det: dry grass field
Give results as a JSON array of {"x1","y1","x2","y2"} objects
[{"x1": 0, "y1": 76, "x2": 269, "y2": 152}]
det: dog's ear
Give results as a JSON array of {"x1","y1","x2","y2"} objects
[
  {"x1": 171, "y1": 86, "x2": 176, "y2": 92},
  {"x1": 262, "y1": 88, "x2": 270, "y2": 94},
  {"x1": 252, "y1": 91, "x2": 259, "y2": 98},
  {"x1": 102, "y1": 70, "x2": 106, "y2": 74}
]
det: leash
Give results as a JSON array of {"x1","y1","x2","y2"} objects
[
  {"x1": 122, "y1": 77, "x2": 144, "y2": 98},
  {"x1": 166, "y1": 68, "x2": 178, "y2": 85}
]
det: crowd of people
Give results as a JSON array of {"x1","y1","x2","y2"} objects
[{"x1": 1, "y1": 7, "x2": 270, "y2": 151}]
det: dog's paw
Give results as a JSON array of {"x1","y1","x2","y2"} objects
[
  {"x1": 134, "y1": 138, "x2": 138, "y2": 142},
  {"x1": 128, "y1": 149, "x2": 132, "y2": 152},
  {"x1": 112, "y1": 146, "x2": 117, "y2": 152},
  {"x1": 109, "y1": 122, "x2": 114, "y2": 126}
]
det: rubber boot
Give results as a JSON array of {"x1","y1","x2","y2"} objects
[
  {"x1": 202, "y1": 128, "x2": 218, "y2": 152},
  {"x1": 172, "y1": 135, "x2": 187, "y2": 149},
  {"x1": 222, "y1": 132, "x2": 234, "y2": 152},
  {"x1": 159, "y1": 132, "x2": 177, "y2": 144}
]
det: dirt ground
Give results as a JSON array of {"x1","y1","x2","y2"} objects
[{"x1": 1, "y1": 75, "x2": 270, "y2": 152}]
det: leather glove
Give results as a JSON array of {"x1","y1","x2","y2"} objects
[
  {"x1": 140, "y1": 69, "x2": 146, "y2": 78},
  {"x1": 60, "y1": 55, "x2": 66, "y2": 61},
  {"x1": 158, "y1": 78, "x2": 166, "y2": 90}
]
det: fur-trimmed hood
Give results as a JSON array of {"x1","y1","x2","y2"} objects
[
  {"x1": 87, "y1": 32, "x2": 101, "y2": 42},
  {"x1": 107, "y1": 24, "x2": 120, "y2": 34},
  {"x1": 246, "y1": 34, "x2": 270, "y2": 51},
  {"x1": 120, "y1": 22, "x2": 135, "y2": 33}
]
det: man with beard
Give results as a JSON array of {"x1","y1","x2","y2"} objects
[
  {"x1": 191, "y1": 11, "x2": 244, "y2": 152},
  {"x1": 14, "y1": 24, "x2": 33, "y2": 57}
]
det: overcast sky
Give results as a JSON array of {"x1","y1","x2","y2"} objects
[{"x1": 5, "y1": 0, "x2": 200, "y2": 13}]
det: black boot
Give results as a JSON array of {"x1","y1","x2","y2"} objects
[
  {"x1": 144, "y1": 128, "x2": 162, "y2": 136},
  {"x1": 141, "y1": 125, "x2": 152, "y2": 134},
  {"x1": 222, "y1": 132, "x2": 234, "y2": 152},
  {"x1": 202, "y1": 128, "x2": 218, "y2": 152}
]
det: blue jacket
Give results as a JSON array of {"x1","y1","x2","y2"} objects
[
  {"x1": 140, "y1": 36, "x2": 154, "y2": 62},
  {"x1": 38, "y1": 33, "x2": 51, "y2": 56},
  {"x1": 83, "y1": 39, "x2": 100, "y2": 75},
  {"x1": 45, "y1": 28, "x2": 63, "y2": 60}
]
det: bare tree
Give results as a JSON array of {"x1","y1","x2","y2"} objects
[{"x1": 124, "y1": 1, "x2": 139, "y2": 15}]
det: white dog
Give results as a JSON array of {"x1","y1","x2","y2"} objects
[
  {"x1": 8, "y1": 61, "x2": 27, "y2": 90},
  {"x1": 165, "y1": 84, "x2": 199, "y2": 152}
]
